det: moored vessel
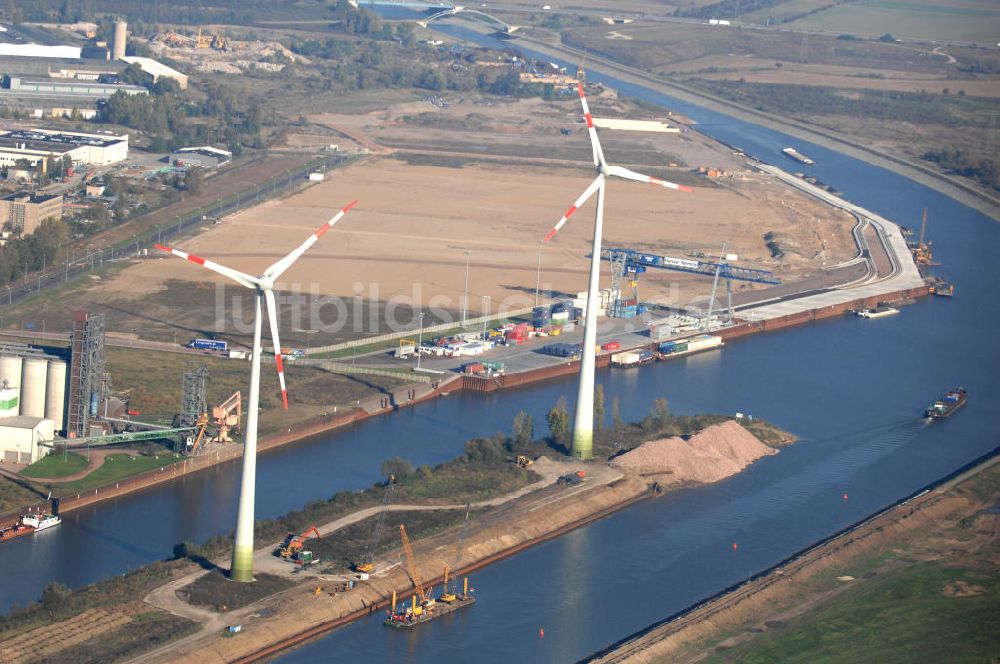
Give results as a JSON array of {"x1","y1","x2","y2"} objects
[{"x1": 21, "y1": 514, "x2": 61, "y2": 531}]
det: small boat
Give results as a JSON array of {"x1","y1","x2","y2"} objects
[
  {"x1": 925, "y1": 387, "x2": 967, "y2": 420},
  {"x1": 857, "y1": 306, "x2": 898, "y2": 319}
]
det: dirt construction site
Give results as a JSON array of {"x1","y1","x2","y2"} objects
[{"x1": 50, "y1": 92, "x2": 856, "y2": 346}]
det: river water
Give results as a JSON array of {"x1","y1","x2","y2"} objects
[{"x1": 1, "y1": 18, "x2": 996, "y2": 664}]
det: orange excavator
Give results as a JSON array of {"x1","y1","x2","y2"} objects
[{"x1": 276, "y1": 525, "x2": 321, "y2": 559}]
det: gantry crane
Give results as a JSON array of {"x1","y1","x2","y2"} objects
[
  {"x1": 354, "y1": 476, "x2": 395, "y2": 574},
  {"x1": 210, "y1": 391, "x2": 241, "y2": 443},
  {"x1": 602, "y1": 247, "x2": 781, "y2": 326}
]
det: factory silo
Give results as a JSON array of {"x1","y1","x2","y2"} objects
[
  {"x1": 0, "y1": 355, "x2": 22, "y2": 388},
  {"x1": 20, "y1": 357, "x2": 48, "y2": 418},
  {"x1": 45, "y1": 359, "x2": 67, "y2": 432},
  {"x1": 112, "y1": 18, "x2": 128, "y2": 60}
]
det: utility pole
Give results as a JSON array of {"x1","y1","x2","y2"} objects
[
  {"x1": 416, "y1": 311, "x2": 425, "y2": 370},
  {"x1": 482, "y1": 295, "x2": 490, "y2": 342},
  {"x1": 462, "y1": 250, "x2": 471, "y2": 325},
  {"x1": 534, "y1": 240, "x2": 543, "y2": 307}
]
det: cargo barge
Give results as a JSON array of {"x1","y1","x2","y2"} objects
[
  {"x1": 657, "y1": 334, "x2": 723, "y2": 359},
  {"x1": 782, "y1": 147, "x2": 814, "y2": 165},
  {"x1": 925, "y1": 387, "x2": 967, "y2": 420}
]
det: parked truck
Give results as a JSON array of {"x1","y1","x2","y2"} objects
[{"x1": 189, "y1": 338, "x2": 227, "y2": 352}]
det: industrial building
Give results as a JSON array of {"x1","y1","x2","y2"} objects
[
  {"x1": 171, "y1": 146, "x2": 231, "y2": 168},
  {"x1": 0, "y1": 43, "x2": 81, "y2": 60},
  {"x1": 0, "y1": 128, "x2": 129, "y2": 167},
  {"x1": 0, "y1": 74, "x2": 147, "y2": 118},
  {"x1": 0, "y1": 191, "x2": 63, "y2": 235},
  {"x1": 120, "y1": 56, "x2": 188, "y2": 90},
  {"x1": 0, "y1": 344, "x2": 66, "y2": 462},
  {"x1": 0, "y1": 417, "x2": 55, "y2": 464}
]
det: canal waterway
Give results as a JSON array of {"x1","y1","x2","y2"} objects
[{"x1": 0, "y1": 19, "x2": 995, "y2": 664}]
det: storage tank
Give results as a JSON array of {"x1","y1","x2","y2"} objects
[
  {"x1": 20, "y1": 357, "x2": 48, "y2": 418},
  {"x1": 112, "y1": 18, "x2": 128, "y2": 60},
  {"x1": 0, "y1": 355, "x2": 22, "y2": 387},
  {"x1": 45, "y1": 359, "x2": 67, "y2": 432}
]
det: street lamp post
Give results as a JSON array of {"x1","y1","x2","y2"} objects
[
  {"x1": 416, "y1": 311, "x2": 425, "y2": 371},
  {"x1": 482, "y1": 296, "x2": 491, "y2": 342},
  {"x1": 534, "y1": 240, "x2": 543, "y2": 308},
  {"x1": 462, "y1": 251, "x2": 471, "y2": 326}
]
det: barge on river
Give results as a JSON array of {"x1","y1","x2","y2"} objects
[{"x1": 925, "y1": 387, "x2": 967, "y2": 420}]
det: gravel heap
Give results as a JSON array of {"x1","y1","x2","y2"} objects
[{"x1": 612, "y1": 420, "x2": 777, "y2": 483}]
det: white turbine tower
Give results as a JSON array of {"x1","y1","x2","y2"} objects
[
  {"x1": 155, "y1": 199, "x2": 357, "y2": 581},
  {"x1": 543, "y1": 82, "x2": 691, "y2": 459}
]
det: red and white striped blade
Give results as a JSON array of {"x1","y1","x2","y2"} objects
[
  {"x1": 543, "y1": 176, "x2": 603, "y2": 242},
  {"x1": 264, "y1": 200, "x2": 358, "y2": 280},
  {"x1": 577, "y1": 81, "x2": 606, "y2": 168},
  {"x1": 153, "y1": 243, "x2": 259, "y2": 289},
  {"x1": 606, "y1": 165, "x2": 693, "y2": 192},
  {"x1": 264, "y1": 289, "x2": 289, "y2": 409}
]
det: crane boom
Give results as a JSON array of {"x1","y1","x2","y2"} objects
[{"x1": 399, "y1": 524, "x2": 425, "y2": 603}]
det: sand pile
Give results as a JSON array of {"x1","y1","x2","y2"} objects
[{"x1": 612, "y1": 420, "x2": 777, "y2": 483}]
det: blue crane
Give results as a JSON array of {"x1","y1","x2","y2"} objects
[{"x1": 601, "y1": 247, "x2": 780, "y2": 326}]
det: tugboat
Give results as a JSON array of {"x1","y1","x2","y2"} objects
[{"x1": 925, "y1": 387, "x2": 967, "y2": 420}]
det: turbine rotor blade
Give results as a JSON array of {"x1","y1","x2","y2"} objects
[
  {"x1": 606, "y1": 165, "x2": 693, "y2": 192},
  {"x1": 264, "y1": 289, "x2": 289, "y2": 410},
  {"x1": 577, "y1": 82, "x2": 606, "y2": 168},
  {"x1": 153, "y1": 243, "x2": 259, "y2": 289},
  {"x1": 264, "y1": 200, "x2": 359, "y2": 280},
  {"x1": 543, "y1": 176, "x2": 603, "y2": 242}
]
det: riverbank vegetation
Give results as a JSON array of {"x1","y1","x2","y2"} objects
[{"x1": 179, "y1": 571, "x2": 295, "y2": 612}]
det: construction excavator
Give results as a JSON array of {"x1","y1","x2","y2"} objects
[
  {"x1": 276, "y1": 525, "x2": 321, "y2": 560},
  {"x1": 353, "y1": 476, "x2": 395, "y2": 574}
]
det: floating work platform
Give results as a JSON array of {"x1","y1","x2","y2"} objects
[{"x1": 384, "y1": 595, "x2": 476, "y2": 628}]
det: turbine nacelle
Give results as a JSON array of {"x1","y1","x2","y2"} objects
[
  {"x1": 542, "y1": 82, "x2": 691, "y2": 242},
  {"x1": 155, "y1": 199, "x2": 358, "y2": 409}
]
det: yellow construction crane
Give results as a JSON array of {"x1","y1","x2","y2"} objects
[
  {"x1": 399, "y1": 524, "x2": 427, "y2": 613},
  {"x1": 354, "y1": 476, "x2": 395, "y2": 574},
  {"x1": 909, "y1": 208, "x2": 938, "y2": 266},
  {"x1": 195, "y1": 27, "x2": 210, "y2": 49}
]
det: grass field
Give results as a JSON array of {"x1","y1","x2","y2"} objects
[
  {"x1": 0, "y1": 476, "x2": 43, "y2": 514},
  {"x1": 703, "y1": 559, "x2": 1000, "y2": 663},
  {"x1": 20, "y1": 453, "x2": 88, "y2": 479},
  {"x1": 786, "y1": 0, "x2": 1000, "y2": 43},
  {"x1": 50, "y1": 453, "x2": 184, "y2": 495}
]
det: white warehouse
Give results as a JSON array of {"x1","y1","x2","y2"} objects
[
  {"x1": 0, "y1": 128, "x2": 128, "y2": 168},
  {"x1": 0, "y1": 416, "x2": 55, "y2": 464}
]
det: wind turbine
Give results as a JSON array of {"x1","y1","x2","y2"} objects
[
  {"x1": 543, "y1": 82, "x2": 691, "y2": 459},
  {"x1": 155, "y1": 199, "x2": 357, "y2": 581}
]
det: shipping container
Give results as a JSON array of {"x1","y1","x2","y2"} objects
[
  {"x1": 463, "y1": 362, "x2": 484, "y2": 374},
  {"x1": 601, "y1": 341, "x2": 621, "y2": 352}
]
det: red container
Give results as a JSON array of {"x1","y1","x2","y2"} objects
[
  {"x1": 601, "y1": 341, "x2": 621, "y2": 351},
  {"x1": 464, "y1": 362, "x2": 485, "y2": 374}
]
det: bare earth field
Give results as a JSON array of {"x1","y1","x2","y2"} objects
[{"x1": 5, "y1": 96, "x2": 854, "y2": 349}]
